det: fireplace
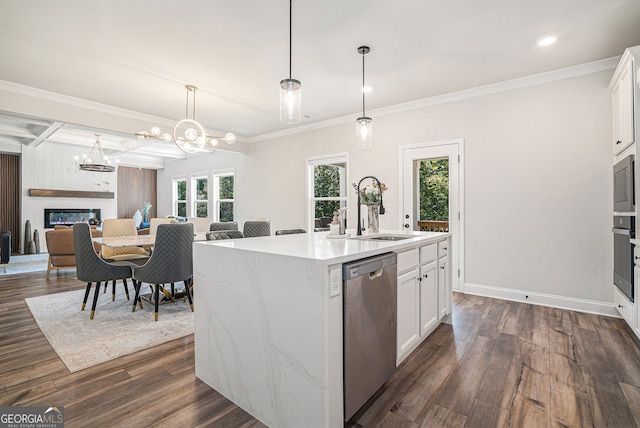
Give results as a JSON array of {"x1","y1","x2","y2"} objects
[{"x1": 44, "y1": 208, "x2": 101, "y2": 228}]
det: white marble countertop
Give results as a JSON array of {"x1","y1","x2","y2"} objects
[{"x1": 194, "y1": 229, "x2": 450, "y2": 265}]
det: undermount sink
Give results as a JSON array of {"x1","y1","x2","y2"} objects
[{"x1": 350, "y1": 234, "x2": 413, "y2": 241}]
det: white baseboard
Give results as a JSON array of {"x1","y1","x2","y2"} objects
[{"x1": 463, "y1": 282, "x2": 619, "y2": 318}]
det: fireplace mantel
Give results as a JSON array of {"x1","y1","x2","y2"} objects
[{"x1": 29, "y1": 189, "x2": 114, "y2": 199}]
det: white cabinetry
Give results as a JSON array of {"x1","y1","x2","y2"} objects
[
  {"x1": 437, "y1": 240, "x2": 450, "y2": 319},
  {"x1": 611, "y1": 56, "x2": 635, "y2": 155},
  {"x1": 396, "y1": 248, "x2": 420, "y2": 363},
  {"x1": 396, "y1": 237, "x2": 450, "y2": 365}
]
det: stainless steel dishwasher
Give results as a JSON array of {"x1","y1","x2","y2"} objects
[{"x1": 343, "y1": 252, "x2": 397, "y2": 421}]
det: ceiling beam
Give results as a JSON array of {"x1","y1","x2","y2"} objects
[{"x1": 27, "y1": 121, "x2": 65, "y2": 147}]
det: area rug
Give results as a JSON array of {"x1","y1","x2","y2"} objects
[{"x1": 25, "y1": 285, "x2": 194, "y2": 372}]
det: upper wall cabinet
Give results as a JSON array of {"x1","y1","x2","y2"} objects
[{"x1": 610, "y1": 46, "x2": 639, "y2": 156}]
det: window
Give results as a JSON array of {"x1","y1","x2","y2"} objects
[
  {"x1": 307, "y1": 154, "x2": 348, "y2": 232},
  {"x1": 191, "y1": 175, "x2": 208, "y2": 218},
  {"x1": 173, "y1": 178, "x2": 187, "y2": 217},
  {"x1": 213, "y1": 171, "x2": 234, "y2": 222}
]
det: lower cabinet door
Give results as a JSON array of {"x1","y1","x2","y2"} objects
[
  {"x1": 420, "y1": 261, "x2": 438, "y2": 337},
  {"x1": 438, "y1": 257, "x2": 449, "y2": 319},
  {"x1": 397, "y1": 268, "x2": 419, "y2": 364}
]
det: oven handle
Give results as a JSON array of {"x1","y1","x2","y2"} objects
[{"x1": 613, "y1": 227, "x2": 632, "y2": 236}]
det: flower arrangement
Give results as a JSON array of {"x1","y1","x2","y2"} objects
[
  {"x1": 356, "y1": 181, "x2": 388, "y2": 205},
  {"x1": 142, "y1": 202, "x2": 152, "y2": 215}
]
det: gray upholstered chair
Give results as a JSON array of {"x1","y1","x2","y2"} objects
[
  {"x1": 73, "y1": 223, "x2": 133, "y2": 320},
  {"x1": 206, "y1": 230, "x2": 244, "y2": 240},
  {"x1": 209, "y1": 221, "x2": 238, "y2": 232},
  {"x1": 243, "y1": 220, "x2": 270, "y2": 237},
  {"x1": 275, "y1": 229, "x2": 307, "y2": 235},
  {"x1": 131, "y1": 223, "x2": 194, "y2": 321}
]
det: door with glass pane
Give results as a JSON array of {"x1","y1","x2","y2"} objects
[{"x1": 401, "y1": 141, "x2": 462, "y2": 291}]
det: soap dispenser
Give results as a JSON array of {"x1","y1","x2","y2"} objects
[
  {"x1": 329, "y1": 212, "x2": 340, "y2": 235},
  {"x1": 338, "y1": 208, "x2": 348, "y2": 235}
]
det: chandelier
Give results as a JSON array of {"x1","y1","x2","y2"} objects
[
  {"x1": 279, "y1": 0, "x2": 301, "y2": 124},
  {"x1": 75, "y1": 134, "x2": 118, "y2": 172},
  {"x1": 136, "y1": 85, "x2": 236, "y2": 154},
  {"x1": 356, "y1": 46, "x2": 372, "y2": 148}
]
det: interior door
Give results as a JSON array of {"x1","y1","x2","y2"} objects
[{"x1": 400, "y1": 140, "x2": 462, "y2": 291}]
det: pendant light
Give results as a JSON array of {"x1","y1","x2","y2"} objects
[
  {"x1": 279, "y1": 0, "x2": 301, "y2": 124},
  {"x1": 356, "y1": 46, "x2": 372, "y2": 148},
  {"x1": 136, "y1": 85, "x2": 236, "y2": 154},
  {"x1": 75, "y1": 134, "x2": 118, "y2": 172}
]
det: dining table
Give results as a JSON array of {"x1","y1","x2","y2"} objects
[{"x1": 92, "y1": 232, "x2": 207, "y2": 248}]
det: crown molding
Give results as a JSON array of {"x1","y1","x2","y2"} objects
[{"x1": 249, "y1": 56, "x2": 620, "y2": 143}]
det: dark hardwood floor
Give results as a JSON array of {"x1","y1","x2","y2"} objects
[{"x1": 2, "y1": 271, "x2": 640, "y2": 427}]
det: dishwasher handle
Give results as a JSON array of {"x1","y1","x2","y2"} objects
[{"x1": 369, "y1": 268, "x2": 384, "y2": 280}]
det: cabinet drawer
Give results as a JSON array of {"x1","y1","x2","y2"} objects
[
  {"x1": 396, "y1": 248, "x2": 419, "y2": 274},
  {"x1": 438, "y1": 240, "x2": 449, "y2": 258},
  {"x1": 419, "y1": 243, "x2": 437, "y2": 264},
  {"x1": 614, "y1": 284, "x2": 637, "y2": 330}
]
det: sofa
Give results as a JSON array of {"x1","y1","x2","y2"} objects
[{"x1": 45, "y1": 226, "x2": 101, "y2": 279}]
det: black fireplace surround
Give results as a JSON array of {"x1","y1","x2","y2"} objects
[{"x1": 44, "y1": 208, "x2": 101, "y2": 228}]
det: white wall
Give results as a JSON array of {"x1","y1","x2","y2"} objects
[
  {"x1": 21, "y1": 145, "x2": 118, "y2": 252},
  {"x1": 156, "y1": 70, "x2": 613, "y2": 308}
]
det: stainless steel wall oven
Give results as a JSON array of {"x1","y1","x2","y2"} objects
[{"x1": 613, "y1": 216, "x2": 635, "y2": 302}]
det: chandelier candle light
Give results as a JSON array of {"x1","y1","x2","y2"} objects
[
  {"x1": 356, "y1": 46, "x2": 372, "y2": 148},
  {"x1": 75, "y1": 134, "x2": 118, "y2": 172},
  {"x1": 279, "y1": 0, "x2": 301, "y2": 124},
  {"x1": 136, "y1": 85, "x2": 236, "y2": 154}
]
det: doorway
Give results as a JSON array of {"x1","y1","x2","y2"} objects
[{"x1": 400, "y1": 139, "x2": 464, "y2": 291}]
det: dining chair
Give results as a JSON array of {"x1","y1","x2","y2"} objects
[
  {"x1": 206, "y1": 230, "x2": 244, "y2": 240},
  {"x1": 131, "y1": 223, "x2": 194, "y2": 321},
  {"x1": 188, "y1": 217, "x2": 210, "y2": 234},
  {"x1": 101, "y1": 219, "x2": 150, "y2": 263},
  {"x1": 73, "y1": 223, "x2": 134, "y2": 319},
  {"x1": 275, "y1": 229, "x2": 307, "y2": 235},
  {"x1": 209, "y1": 221, "x2": 238, "y2": 232},
  {"x1": 243, "y1": 220, "x2": 270, "y2": 237},
  {"x1": 149, "y1": 217, "x2": 173, "y2": 236}
]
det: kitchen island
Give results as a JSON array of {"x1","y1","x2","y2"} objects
[{"x1": 193, "y1": 229, "x2": 451, "y2": 427}]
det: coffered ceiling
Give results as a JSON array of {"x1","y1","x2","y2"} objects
[{"x1": 1, "y1": 0, "x2": 639, "y2": 164}]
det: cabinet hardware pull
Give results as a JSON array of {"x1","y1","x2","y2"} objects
[
  {"x1": 618, "y1": 304, "x2": 624, "y2": 308},
  {"x1": 424, "y1": 274, "x2": 428, "y2": 278},
  {"x1": 616, "y1": 140, "x2": 622, "y2": 145},
  {"x1": 443, "y1": 247, "x2": 448, "y2": 250},
  {"x1": 440, "y1": 266, "x2": 445, "y2": 270}
]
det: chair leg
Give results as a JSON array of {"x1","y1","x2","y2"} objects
[
  {"x1": 154, "y1": 284, "x2": 159, "y2": 321},
  {"x1": 112, "y1": 279, "x2": 116, "y2": 301},
  {"x1": 81, "y1": 282, "x2": 92, "y2": 311},
  {"x1": 122, "y1": 278, "x2": 130, "y2": 300},
  {"x1": 171, "y1": 282, "x2": 175, "y2": 303},
  {"x1": 90, "y1": 281, "x2": 101, "y2": 320},
  {"x1": 184, "y1": 278, "x2": 194, "y2": 312},
  {"x1": 46, "y1": 256, "x2": 52, "y2": 280},
  {"x1": 103, "y1": 281, "x2": 108, "y2": 293},
  {"x1": 132, "y1": 280, "x2": 143, "y2": 312}
]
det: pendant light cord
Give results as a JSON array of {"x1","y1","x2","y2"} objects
[
  {"x1": 289, "y1": 0, "x2": 292, "y2": 79},
  {"x1": 362, "y1": 53, "x2": 366, "y2": 117}
]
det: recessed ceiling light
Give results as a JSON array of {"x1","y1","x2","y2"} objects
[{"x1": 537, "y1": 36, "x2": 558, "y2": 47}]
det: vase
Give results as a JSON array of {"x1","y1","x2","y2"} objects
[
  {"x1": 367, "y1": 204, "x2": 380, "y2": 233},
  {"x1": 133, "y1": 210, "x2": 143, "y2": 228}
]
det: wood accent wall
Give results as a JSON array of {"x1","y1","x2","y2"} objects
[
  {"x1": 0, "y1": 154, "x2": 21, "y2": 254},
  {"x1": 117, "y1": 166, "x2": 157, "y2": 220}
]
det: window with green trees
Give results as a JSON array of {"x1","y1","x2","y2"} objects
[
  {"x1": 214, "y1": 172, "x2": 234, "y2": 222},
  {"x1": 192, "y1": 176, "x2": 208, "y2": 218},
  {"x1": 419, "y1": 158, "x2": 449, "y2": 221},
  {"x1": 174, "y1": 179, "x2": 187, "y2": 217},
  {"x1": 308, "y1": 156, "x2": 348, "y2": 231}
]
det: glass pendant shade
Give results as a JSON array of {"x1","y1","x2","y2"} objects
[
  {"x1": 356, "y1": 116, "x2": 372, "y2": 148},
  {"x1": 280, "y1": 78, "x2": 302, "y2": 124}
]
